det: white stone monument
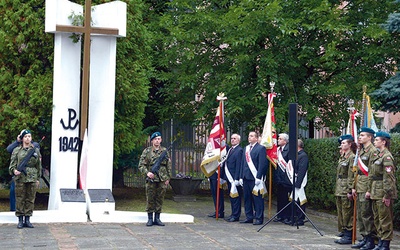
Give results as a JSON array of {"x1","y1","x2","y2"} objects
[
  {"x1": 45, "y1": 0, "x2": 126, "y2": 212},
  {"x1": 0, "y1": 0, "x2": 194, "y2": 224}
]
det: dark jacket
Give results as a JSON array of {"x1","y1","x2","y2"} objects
[
  {"x1": 275, "y1": 144, "x2": 292, "y2": 187},
  {"x1": 240, "y1": 143, "x2": 268, "y2": 180},
  {"x1": 223, "y1": 145, "x2": 243, "y2": 181},
  {"x1": 295, "y1": 149, "x2": 308, "y2": 188}
]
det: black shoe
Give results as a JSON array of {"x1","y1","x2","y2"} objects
[
  {"x1": 224, "y1": 216, "x2": 232, "y2": 221},
  {"x1": 226, "y1": 217, "x2": 239, "y2": 222},
  {"x1": 17, "y1": 216, "x2": 24, "y2": 229},
  {"x1": 273, "y1": 217, "x2": 282, "y2": 222},
  {"x1": 335, "y1": 236, "x2": 352, "y2": 244},
  {"x1": 146, "y1": 213, "x2": 153, "y2": 226},
  {"x1": 283, "y1": 219, "x2": 293, "y2": 225},
  {"x1": 337, "y1": 231, "x2": 344, "y2": 237},
  {"x1": 207, "y1": 212, "x2": 216, "y2": 218},
  {"x1": 24, "y1": 216, "x2": 34, "y2": 228},
  {"x1": 240, "y1": 219, "x2": 253, "y2": 224},
  {"x1": 351, "y1": 237, "x2": 367, "y2": 249},
  {"x1": 360, "y1": 239, "x2": 375, "y2": 250},
  {"x1": 208, "y1": 212, "x2": 224, "y2": 218},
  {"x1": 253, "y1": 220, "x2": 263, "y2": 225},
  {"x1": 153, "y1": 213, "x2": 165, "y2": 226}
]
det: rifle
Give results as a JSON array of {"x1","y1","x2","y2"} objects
[
  {"x1": 146, "y1": 140, "x2": 175, "y2": 183},
  {"x1": 16, "y1": 136, "x2": 45, "y2": 176}
]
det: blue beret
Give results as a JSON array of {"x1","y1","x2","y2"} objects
[
  {"x1": 19, "y1": 129, "x2": 31, "y2": 140},
  {"x1": 150, "y1": 132, "x2": 161, "y2": 141},
  {"x1": 358, "y1": 127, "x2": 375, "y2": 135},
  {"x1": 338, "y1": 134, "x2": 354, "y2": 144},
  {"x1": 375, "y1": 131, "x2": 391, "y2": 139}
]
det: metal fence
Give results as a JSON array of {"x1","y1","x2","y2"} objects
[{"x1": 123, "y1": 118, "x2": 342, "y2": 189}]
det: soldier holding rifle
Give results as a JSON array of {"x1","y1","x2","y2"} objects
[
  {"x1": 351, "y1": 127, "x2": 378, "y2": 250},
  {"x1": 8, "y1": 129, "x2": 42, "y2": 229},
  {"x1": 138, "y1": 132, "x2": 171, "y2": 227}
]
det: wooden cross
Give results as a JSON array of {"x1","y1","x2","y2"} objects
[{"x1": 55, "y1": 0, "x2": 119, "y2": 140}]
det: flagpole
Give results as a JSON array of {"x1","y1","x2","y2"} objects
[
  {"x1": 268, "y1": 81, "x2": 275, "y2": 219},
  {"x1": 215, "y1": 99, "x2": 221, "y2": 220},
  {"x1": 215, "y1": 93, "x2": 226, "y2": 220},
  {"x1": 352, "y1": 86, "x2": 366, "y2": 244}
]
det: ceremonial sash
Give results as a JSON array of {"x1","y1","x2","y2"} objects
[
  {"x1": 225, "y1": 164, "x2": 238, "y2": 198},
  {"x1": 245, "y1": 145, "x2": 267, "y2": 197},
  {"x1": 358, "y1": 157, "x2": 369, "y2": 176},
  {"x1": 286, "y1": 160, "x2": 307, "y2": 205},
  {"x1": 277, "y1": 149, "x2": 288, "y2": 173},
  {"x1": 289, "y1": 172, "x2": 308, "y2": 205},
  {"x1": 286, "y1": 160, "x2": 294, "y2": 184},
  {"x1": 288, "y1": 160, "x2": 307, "y2": 205}
]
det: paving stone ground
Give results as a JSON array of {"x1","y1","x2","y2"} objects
[{"x1": 1, "y1": 194, "x2": 399, "y2": 250}]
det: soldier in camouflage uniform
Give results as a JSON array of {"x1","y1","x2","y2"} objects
[
  {"x1": 366, "y1": 131, "x2": 397, "y2": 250},
  {"x1": 138, "y1": 132, "x2": 171, "y2": 226},
  {"x1": 334, "y1": 134, "x2": 357, "y2": 244},
  {"x1": 9, "y1": 130, "x2": 42, "y2": 229},
  {"x1": 351, "y1": 127, "x2": 378, "y2": 250}
]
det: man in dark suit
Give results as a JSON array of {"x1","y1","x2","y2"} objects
[
  {"x1": 239, "y1": 131, "x2": 268, "y2": 225},
  {"x1": 274, "y1": 133, "x2": 292, "y2": 223},
  {"x1": 223, "y1": 133, "x2": 243, "y2": 222},
  {"x1": 208, "y1": 170, "x2": 225, "y2": 218},
  {"x1": 286, "y1": 139, "x2": 309, "y2": 226}
]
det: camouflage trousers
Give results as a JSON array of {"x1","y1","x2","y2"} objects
[
  {"x1": 336, "y1": 196, "x2": 353, "y2": 232},
  {"x1": 145, "y1": 181, "x2": 167, "y2": 213},
  {"x1": 15, "y1": 181, "x2": 37, "y2": 217},
  {"x1": 356, "y1": 192, "x2": 376, "y2": 237},
  {"x1": 372, "y1": 199, "x2": 394, "y2": 240}
]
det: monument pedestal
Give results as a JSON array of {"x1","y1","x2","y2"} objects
[
  {"x1": 87, "y1": 189, "x2": 116, "y2": 222},
  {"x1": 59, "y1": 188, "x2": 87, "y2": 211}
]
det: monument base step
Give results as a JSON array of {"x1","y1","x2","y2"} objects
[{"x1": 0, "y1": 211, "x2": 194, "y2": 224}]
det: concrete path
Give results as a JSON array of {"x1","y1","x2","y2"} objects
[{"x1": 0, "y1": 194, "x2": 399, "y2": 250}]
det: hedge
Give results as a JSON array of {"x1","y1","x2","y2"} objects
[{"x1": 304, "y1": 134, "x2": 400, "y2": 230}]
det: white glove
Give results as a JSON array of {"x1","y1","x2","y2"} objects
[
  {"x1": 234, "y1": 180, "x2": 240, "y2": 186},
  {"x1": 239, "y1": 179, "x2": 243, "y2": 186},
  {"x1": 255, "y1": 178, "x2": 261, "y2": 185},
  {"x1": 220, "y1": 179, "x2": 227, "y2": 185}
]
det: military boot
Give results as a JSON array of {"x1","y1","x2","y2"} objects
[
  {"x1": 146, "y1": 213, "x2": 153, "y2": 226},
  {"x1": 334, "y1": 229, "x2": 352, "y2": 244},
  {"x1": 372, "y1": 238, "x2": 382, "y2": 250},
  {"x1": 17, "y1": 216, "x2": 24, "y2": 229},
  {"x1": 360, "y1": 236, "x2": 375, "y2": 250},
  {"x1": 352, "y1": 237, "x2": 367, "y2": 249},
  {"x1": 380, "y1": 240, "x2": 390, "y2": 250},
  {"x1": 337, "y1": 231, "x2": 345, "y2": 237},
  {"x1": 153, "y1": 213, "x2": 165, "y2": 226},
  {"x1": 24, "y1": 216, "x2": 34, "y2": 228}
]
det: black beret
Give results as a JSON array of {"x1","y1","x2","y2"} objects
[
  {"x1": 374, "y1": 131, "x2": 391, "y2": 139},
  {"x1": 19, "y1": 129, "x2": 31, "y2": 140},
  {"x1": 338, "y1": 134, "x2": 354, "y2": 144},
  {"x1": 150, "y1": 132, "x2": 161, "y2": 141},
  {"x1": 358, "y1": 127, "x2": 375, "y2": 135}
]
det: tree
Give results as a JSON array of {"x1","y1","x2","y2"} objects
[
  {"x1": 371, "y1": 3, "x2": 400, "y2": 113},
  {"x1": 0, "y1": 0, "x2": 151, "y2": 187},
  {"x1": 151, "y1": 0, "x2": 400, "y2": 134}
]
